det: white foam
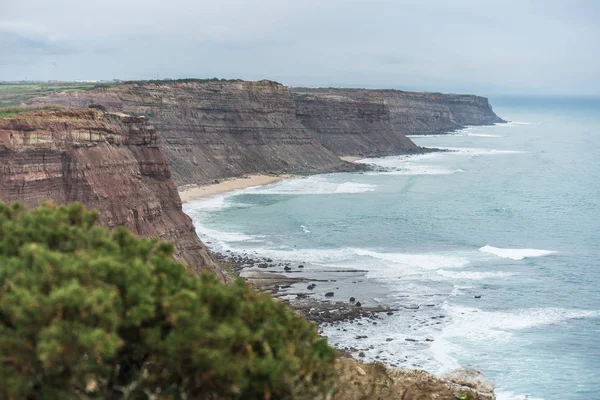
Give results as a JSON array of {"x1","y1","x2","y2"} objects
[
  {"x1": 370, "y1": 165, "x2": 462, "y2": 176},
  {"x1": 193, "y1": 225, "x2": 267, "y2": 252},
  {"x1": 247, "y1": 176, "x2": 376, "y2": 195},
  {"x1": 479, "y1": 245, "x2": 557, "y2": 260},
  {"x1": 354, "y1": 249, "x2": 469, "y2": 271},
  {"x1": 443, "y1": 147, "x2": 526, "y2": 155},
  {"x1": 496, "y1": 391, "x2": 544, "y2": 400},
  {"x1": 300, "y1": 224, "x2": 311, "y2": 234},
  {"x1": 441, "y1": 305, "x2": 600, "y2": 341},
  {"x1": 188, "y1": 195, "x2": 228, "y2": 211},
  {"x1": 437, "y1": 269, "x2": 515, "y2": 280}
]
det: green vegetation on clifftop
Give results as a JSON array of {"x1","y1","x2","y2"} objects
[{"x1": 0, "y1": 202, "x2": 336, "y2": 399}]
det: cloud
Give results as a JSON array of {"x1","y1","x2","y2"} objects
[
  {"x1": 0, "y1": 21, "x2": 77, "y2": 64},
  {"x1": 0, "y1": 0, "x2": 599, "y2": 94}
]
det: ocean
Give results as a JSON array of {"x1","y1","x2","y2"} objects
[{"x1": 183, "y1": 96, "x2": 600, "y2": 400}]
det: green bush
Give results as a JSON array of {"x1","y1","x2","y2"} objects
[{"x1": 0, "y1": 202, "x2": 336, "y2": 399}]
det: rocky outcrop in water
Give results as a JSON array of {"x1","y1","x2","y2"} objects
[
  {"x1": 28, "y1": 80, "x2": 354, "y2": 186},
  {"x1": 0, "y1": 109, "x2": 222, "y2": 279}
]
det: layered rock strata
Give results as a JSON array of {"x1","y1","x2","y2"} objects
[
  {"x1": 292, "y1": 88, "x2": 505, "y2": 136},
  {"x1": 29, "y1": 81, "x2": 353, "y2": 186},
  {"x1": 294, "y1": 93, "x2": 420, "y2": 157},
  {"x1": 0, "y1": 109, "x2": 222, "y2": 279}
]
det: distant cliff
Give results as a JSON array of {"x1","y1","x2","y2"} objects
[
  {"x1": 0, "y1": 109, "x2": 222, "y2": 279},
  {"x1": 28, "y1": 81, "x2": 504, "y2": 186},
  {"x1": 28, "y1": 81, "x2": 354, "y2": 186},
  {"x1": 292, "y1": 88, "x2": 505, "y2": 136},
  {"x1": 294, "y1": 93, "x2": 420, "y2": 157}
]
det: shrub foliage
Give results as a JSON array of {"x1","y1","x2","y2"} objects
[{"x1": 0, "y1": 202, "x2": 336, "y2": 399}]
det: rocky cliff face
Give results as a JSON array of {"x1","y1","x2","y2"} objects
[
  {"x1": 292, "y1": 88, "x2": 505, "y2": 136},
  {"x1": 0, "y1": 109, "x2": 222, "y2": 279},
  {"x1": 294, "y1": 93, "x2": 420, "y2": 157},
  {"x1": 29, "y1": 81, "x2": 352, "y2": 186}
]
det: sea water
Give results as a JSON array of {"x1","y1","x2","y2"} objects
[{"x1": 184, "y1": 96, "x2": 600, "y2": 400}]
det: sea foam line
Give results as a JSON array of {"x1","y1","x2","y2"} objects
[{"x1": 479, "y1": 245, "x2": 557, "y2": 261}]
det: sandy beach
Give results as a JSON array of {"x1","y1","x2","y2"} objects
[
  {"x1": 178, "y1": 174, "x2": 294, "y2": 203},
  {"x1": 339, "y1": 155, "x2": 362, "y2": 163}
]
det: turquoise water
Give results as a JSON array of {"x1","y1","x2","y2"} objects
[{"x1": 184, "y1": 97, "x2": 600, "y2": 400}]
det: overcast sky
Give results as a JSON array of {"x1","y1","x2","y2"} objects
[{"x1": 1, "y1": 0, "x2": 598, "y2": 95}]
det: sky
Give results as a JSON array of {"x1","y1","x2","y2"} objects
[{"x1": 1, "y1": 0, "x2": 599, "y2": 95}]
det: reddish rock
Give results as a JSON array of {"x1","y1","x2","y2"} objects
[
  {"x1": 28, "y1": 80, "x2": 351, "y2": 186},
  {"x1": 0, "y1": 109, "x2": 223, "y2": 280}
]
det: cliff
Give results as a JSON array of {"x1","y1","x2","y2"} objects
[
  {"x1": 294, "y1": 93, "x2": 420, "y2": 157},
  {"x1": 292, "y1": 88, "x2": 505, "y2": 136},
  {"x1": 28, "y1": 80, "x2": 353, "y2": 186},
  {"x1": 0, "y1": 109, "x2": 222, "y2": 279}
]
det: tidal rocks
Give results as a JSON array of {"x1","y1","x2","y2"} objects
[
  {"x1": 325, "y1": 292, "x2": 335, "y2": 297},
  {"x1": 443, "y1": 367, "x2": 496, "y2": 400}
]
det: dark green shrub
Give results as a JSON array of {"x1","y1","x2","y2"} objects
[{"x1": 0, "y1": 202, "x2": 336, "y2": 399}]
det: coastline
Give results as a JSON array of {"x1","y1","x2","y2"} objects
[
  {"x1": 339, "y1": 155, "x2": 363, "y2": 163},
  {"x1": 178, "y1": 174, "x2": 295, "y2": 203}
]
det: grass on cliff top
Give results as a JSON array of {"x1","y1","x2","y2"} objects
[
  {"x1": 0, "y1": 105, "x2": 65, "y2": 118},
  {"x1": 122, "y1": 77, "x2": 246, "y2": 85},
  {"x1": 0, "y1": 82, "x2": 118, "y2": 107}
]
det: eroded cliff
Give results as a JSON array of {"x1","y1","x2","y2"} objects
[
  {"x1": 0, "y1": 109, "x2": 222, "y2": 279},
  {"x1": 294, "y1": 93, "x2": 420, "y2": 157},
  {"x1": 292, "y1": 88, "x2": 505, "y2": 136},
  {"x1": 29, "y1": 80, "x2": 352, "y2": 186}
]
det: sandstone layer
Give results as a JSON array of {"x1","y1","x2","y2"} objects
[
  {"x1": 294, "y1": 93, "x2": 421, "y2": 157},
  {"x1": 29, "y1": 80, "x2": 354, "y2": 186},
  {"x1": 292, "y1": 88, "x2": 505, "y2": 137},
  {"x1": 0, "y1": 109, "x2": 222, "y2": 279}
]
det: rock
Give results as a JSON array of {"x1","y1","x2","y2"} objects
[
  {"x1": 405, "y1": 338, "x2": 417, "y2": 342},
  {"x1": 474, "y1": 295, "x2": 482, "y2": 299},
  {"x1": 355, "y1": 366, "x2": 367, "y2": 376},
  {"x1": 358, "y1": 352, "x2": 365, "y2": 358},
  {"x1": 325, "y1": 292, "x2": 335, "y2": 297},
  {"x1": 355, "y1": 302, "x2": 362, "y2": 307},
  {"x1": 298, "y1": 264, "x2": 304, "y2": 268},
  {"x1": 350, "y1": 297, "x2": 356, "y2": 302},
  {"x1": 386, "y1": 338, "x2": 394, "y2": 342},
  {"x1": 443, "y1": 367, "x2": 495, "y2": 400},
  {"x1": 307, "y1": 284, "x2": 316, "y2": 290},
  {"x1": 284, "y1": 266, "x2": 292, "y2": 271},
  {"x1": 0, "y1": 109, "x2": 222, "y2": 280}
]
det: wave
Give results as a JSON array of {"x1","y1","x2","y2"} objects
[
  {"x1": 442, "y1": 305, "x2": 600, "y2": 341},
  {"x1": 354, "y1": 248, "x2": 469, "y2": 271},
  {"x1": 193, "y1": 225, "x2": 267, "y2": 252},
  {"x1": 443, "y1": 147, "x2": 526, "y2": 155},
  {"x1": 437, "y1": 269, "x2": 515, "y2": 280},
  {"x1": 479, "y1": 245, "x2": 557, "y2": 260},
  {"x1": 496, "y1": 391, "x2": 544, "y2": 400},
  {"x1": 247, "y1": 176, "x2": 376, "y2": 195}
]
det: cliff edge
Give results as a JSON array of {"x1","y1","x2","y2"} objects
[
  {"x1": 28, "y1": 80, "x2": 354, "y2": 186},
  {"x1": 0, "y1": 109, "x2": 222, "y2": 279},
  {"x1": 292, "y1": 88, "x2": 505, "y2": 136}
]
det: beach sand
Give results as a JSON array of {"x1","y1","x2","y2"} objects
[
  {"x1": 178, "y1": 174, "x2": 293, "y2": 203},
  {"x1": 339, "y1": 155, "x2": 362, "y2": 163}
]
